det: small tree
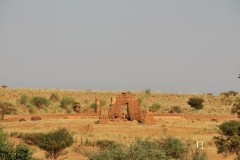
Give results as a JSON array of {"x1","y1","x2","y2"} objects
[
  {"x1": 0, "y1": 101, "x2": 16, "y2": 120},
  {"x1": 231, "y1": 98, "x2": 240, "y2": 118},
  {"x1": 188, "y1": 98, "x2": 204, "y2": 110},
  {"x1": 37, "y1": 128, "x2": 74, "y2": 160},
  {"x1": 214, "y1": 120, "x2": 240, "y2": 157},
  {"x1": 30, "y1": 96, "x2": 50, "y2": 108}
]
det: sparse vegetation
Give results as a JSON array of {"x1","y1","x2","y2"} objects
[{"x1": 85, "y1": 137, "x2": 207, "y2": 160}]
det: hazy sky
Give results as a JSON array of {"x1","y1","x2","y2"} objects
[{"x1": 0, "y1": 1, "x2": 240, "y2": 95}]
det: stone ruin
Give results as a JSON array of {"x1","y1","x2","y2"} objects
[
  {"x1": 99, "y1": 108, "x2": 109, "y2": 124},
  {"x1": 101, "y1": 92, "x2": 155, "y2": 124},
  {"x1": 70, "y1": 92, "x2": 155, "y2": 124},
  {"x1": 73, "y1": 102, "x2": 81, "y2": 113},
  {"x1": 108, "y1": 92, "x2": 144, "y2": 121}
]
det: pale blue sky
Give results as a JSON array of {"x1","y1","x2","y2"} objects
[{"x1": 0, "y1": 1, "x2": 240, "y2": 95}]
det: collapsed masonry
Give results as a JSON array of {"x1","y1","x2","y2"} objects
[{"x1": 99, "y1": 92, "x2": 155, "y2": 125}]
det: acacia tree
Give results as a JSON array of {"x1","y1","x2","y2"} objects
[
  {"x1": 36, "y1": 128, "x2": 74, "y2": 160},
  {"x1": 231, "y1": 98, "x2": 240, "y2": 118},
  {"x1": 188, "y1": 98, "x2": 204, "y2": 110},
  {"x1": 214, "y1": 120, "x2": 240, "y2": 157},
  {"x1": 0, "y1": 101, "x2": 16, "y2": 120}
]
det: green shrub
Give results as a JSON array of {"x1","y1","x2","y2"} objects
[
  {"x1": 207, "y1": 93, "x2": 213, "y2": 96},
  {"x1": 228, "y1": 91, "x2": 238, "y2": 96},
  {"x1": 220, "y1": 92, "x2": 230, "y2": 97},
  {"x1": 0, "y1": 127, "x2": 15, "y2": 159},
  {"x1": 85, "y1": 138, "x2": 170, "y2": 160},
  {"x1": 50, "y1": 93, "x2": 60, "y2": 102},
  {"x1": 161, "y1": 136, "x2": 187, "y2": 159},
  {"x1": 188, "y1": 98, "x2": 204, "y2": 110},
  {"x1": 150, "y1": 102, "x2": 161, "y2": 112},
  {"x1": 192, "y1": 149, "x2": 208, "y2": 160},
  {"x1": 145, "y1": 88, "x2": 151, "y2": 95},
  {"x1": 231, "y1": 98, "x2": 240, "y2": 118},
  {"x1": 60, "y1": 97, "x2": 75, "y2": 109},
  {"x1": 127, "y1": 138, "x2": 170, "y2": 160},
  {"x1": 28, "y1": 105, "x2": 37, "y2": 114},
  {"x1": 138, "y1": 98, "x2": 143, "y2": 106},
  {"x1": 89, "y1": 103, "x2": 96, "y2": 109},
  {"x1": 1, "y1": 85, "x2": 7, "y2": 88},
  {"x1": 171, "y1": 106, "x2": 182, "y2": 113},
  {"x1": 30, "y1": 96, "x2": 50, "y2": 108},
  {"x1": 0, "y1": 127, "x2": 35, "y2": 160},
  {"x1": 15, "y1": 142, "x2": 35, "y2": 160},
  {"x1": 17, "y1": 94, "x2": 29, "y2": 106},
  {"x1": 214, "y1": 120, "x2": 240, "y2": 156},
  {"x1": 85, "y1": 147, "x2": 126, "y2": 160},
  {"x1": 96, "y1": 140, "x2": 121, "y2": 150}
]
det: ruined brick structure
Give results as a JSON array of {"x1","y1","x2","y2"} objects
[
  {"x1": 99, "y1": 108, "x2": 109, "y2": 124},
  {"x1": 95, "y1": 96, "x2": 100, "y2": 114},
  {"x1": 108, "y1": 92, "x2": 145, "y2": 122},
  {"x1": 73, "y1": 102, "x2": 81, "y2": 113}
]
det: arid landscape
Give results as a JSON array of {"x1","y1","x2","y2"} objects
[
  {"x1": 1, "y1": 1, "x2": 240, "y2": 160},
  {"x1": 0, "y1": 87, "x2": 239, "y2": 160}
]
